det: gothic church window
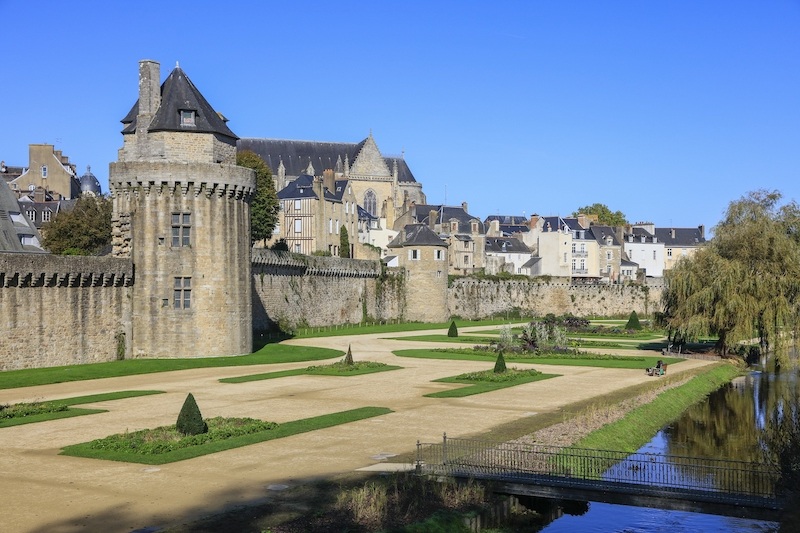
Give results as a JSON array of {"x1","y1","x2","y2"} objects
[
  {"x1": 173, "y1": 277, "x2": 191, "y2": 309},
  {"x1": 171, "y1": 213, "x2": 191, "y2": 247},
  {"x1": 364, "y1": 189, "x2": 377, "y2": 217}
]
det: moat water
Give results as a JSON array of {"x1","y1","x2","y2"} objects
[{"x1": 538, "y1": 359, "x2": 797, "y2": 532}]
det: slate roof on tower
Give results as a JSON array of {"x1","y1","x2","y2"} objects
[
  {"x1": 238, "y1": 137, "x2": 418, "y2": 183},
  {"x1": 121, "y1": 66, "x2": 237, "y2": 139}
]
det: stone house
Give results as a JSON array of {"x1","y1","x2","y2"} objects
[
  {"x1": 622, "y1": 223, "x2": 664, "y2": 277},
  {"x1": 276, "y1": 169, "x2": 358, "y2": 256},
  {"x1": 6, "y1": 144, "x2": 81, "y2": 201},
  {"x1": 484, "y1": 237, "x2": 531, "y2": 275}
]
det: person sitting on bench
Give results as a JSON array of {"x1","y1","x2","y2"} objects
[{"x1": 647, "y1": 360, "x2": 665, "y2": 376}]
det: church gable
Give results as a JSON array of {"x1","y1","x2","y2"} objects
[{"x1": 350, "y1": 134, "x2": 391, "y2": 178}]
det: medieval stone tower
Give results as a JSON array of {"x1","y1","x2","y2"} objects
[{"x1": 109, "y1": 60, "x2": 255, "y2": 358}]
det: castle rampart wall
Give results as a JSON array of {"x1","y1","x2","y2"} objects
[{"x1": 0, "y1": 254, "x2": 133, "y2": 370}]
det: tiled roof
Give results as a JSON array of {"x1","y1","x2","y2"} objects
[
  {"x1": 387, "y1": 224, "x2": 447, "y2": 247},
  {"x1": 410, "y1": 204, "x2": 485, "y2": 234},
  {"x1": 122, "y1": 67, "x2": 237, "y2": 140},
  {"x1": 485, "y1": 237, "x2": 530, "y2": 253},
  {"x1": 654, "y1": 227, "x2": 706, "y2": 247}
]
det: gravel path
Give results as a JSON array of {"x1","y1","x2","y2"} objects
[{"x1": 0, "y1": 326, "x2": 713, "y2": 533}]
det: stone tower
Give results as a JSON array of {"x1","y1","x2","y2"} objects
[{"x1": 109, "y1": 60, "x2": 255, "y2": 358}]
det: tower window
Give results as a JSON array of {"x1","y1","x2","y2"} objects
[
  {"x1": 180, "y1": 110, "x2": 196, "y2": 126},
  {"x1": 173, "y1": 277, "x2": 191, "y2": 309},
  {"x1": 171, "y1": 213, "x2": 191, "y2": 247}
]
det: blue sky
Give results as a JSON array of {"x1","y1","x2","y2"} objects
[{"x1": 2, "y1": 1, "x2": 798, "y2": 230}]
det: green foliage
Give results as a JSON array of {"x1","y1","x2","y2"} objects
[
  {"x1": 625, "y1": 310, "x2": 642, "y2": 330},
  {"x1": 42, "y1": 195, "x2": 112, "y2": 255},
  {"x1": 447, "y1": 320, "x2": 459, "y2": 338},
  {"x1": 571, "y1": 203, "x2": 628, "y2": 226},
  {"x1": 339, "y1": 225, "x2": 351, "y2": 258},
  {"x1": 0, "y1": 401, "x2": 67, "y2": 419},
  {"x1": 237, "y1": 150, "x2": 279, "y2": 246},
  {"x1": 493, "y1": 352, "x2": 507, "y2": 373},
  {"x1": 176, "y1": 393, "x2": 208, "y2": 436},
  {"x1": 661, "y1": 189, "x2": 800, "y2": 359},
  {"x1": 270, "y1": 238, "x2": 289, "y2": 251}
]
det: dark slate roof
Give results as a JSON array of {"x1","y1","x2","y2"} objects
[
  {"x1": 122, "y1": 66, "x2": 237, "y2": 140},
  {"x1": 621, "y1": 258, "x2": 639, "y2": 267},
  {"x1": 485, "y1": 237, "x2": 530, "y2": 254},
  {"x1": 387, "y1": 224, "x2": 447, "y2": 248},
  {"x1": 237, "y1": 138, "x2": 418, "y2": 183},
  {"x1": 589, "y1": 225, "x2": 620, "y2": 246},
  {"x1": 625, "y1": 227, "x2": 657, "y2": 243},
  {"x1": 0, "y1": 183, "x2": 44, "y2": 252},
  {"x1": 522, "y1": 257, "x2": 540, "y2": 268},
  {"x1": 540, "y1": 216, "x2": 567, "y2": 232},
  {"x1": 276, "y1": 174, "x2": 349, "y2": 203},
  {"x1": 654, "y1": 227, "x2": 706, "y2": 247},
  {"x1": 498, "y1": 224, "x2": 529, "y2": 236},
  {"x1": 79, "y1": 165, "x2": 102, "y2": 195},
  {"x1": 410, "y1": 204, "x2": 485, "y2": 234},
  {"x1": 485, "y1": 215, "x2": 528, "y2": 225},
  {"x1": 357, "y1": 205, "x2": 378, "y2": 221}
]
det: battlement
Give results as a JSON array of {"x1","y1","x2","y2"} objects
[
  {"x1": 0, "y1": 254, "x2": 133, "y2": 287},
  {"x1": 252, "y1": 249, "x2": 381, "y2": 278},
  {"x1": 109, "y1": 161, "x2": 254, "y2": 200}
]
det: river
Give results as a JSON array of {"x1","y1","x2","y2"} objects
[{"x1": 538, "y1": 362, "x2": 798, "y2": 532}]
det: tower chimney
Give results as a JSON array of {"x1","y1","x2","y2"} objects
[{"x1": 138, "y1": 60, "x2": 161, "y2": 128}]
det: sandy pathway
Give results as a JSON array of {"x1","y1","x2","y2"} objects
[{"x1": 0, "y1": 326, "x2": 713, "y2": 533}]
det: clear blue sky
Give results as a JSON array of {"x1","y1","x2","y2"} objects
[{"x1": 2, "y1": 1, "x2": 798, "y2": 231}]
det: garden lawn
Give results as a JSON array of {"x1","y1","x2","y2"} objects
[
  {"x1": 394, "y1": 349, "x2": 683, "y2": 369},
  {"x1": 385, "y1": 335, "x2": 497, "y2": 345},
  {"x1": 426, "y1": 369, "x2": 558, "y2": 398},
  {"x1": 0, "y1": 344, "x2": 342, "y2": 390},
  {"x1": 61, "y1": 406, "x2": 393, "y2": 464},
  {"x1": 0, "y1": 390, "x2": 164, "y2": 428},
  {"x1": 292, "y1": 318, "x2": 531, "y2": 338},
  {"x1": 220, "y1": 362, "x2": 402, "y2": 383}
]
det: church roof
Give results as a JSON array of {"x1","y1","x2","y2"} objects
[
  {"x1": 121, "y1": 66, "x2": 237, "y2": 140},
  {"x1": 238, "y1": 137, "x2": 418, "y2": 183}
]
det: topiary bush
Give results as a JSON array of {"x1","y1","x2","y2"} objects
[
  {"x1": 176, "y1": 393, "x2": 208, "y2": 436},
  {"x1": 343, "y1": 344, "x2": 354, "y2": 365},
  {"x1": 447, "y1": 320, "x2": 459, "y2": 338},
  {"x1": 493, "y1": 352, "x2": 507, "y2": 374},
  {"x1": 625, "y1": 310, "x2": 642, "y2": 330}
]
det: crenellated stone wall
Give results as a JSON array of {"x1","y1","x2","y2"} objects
[
  {"x1": 0, "y1": 254, "x2": 133, "y2": 370},
  {"x1": 251, "y1": 250, "x2": 405, "y2": 331}
]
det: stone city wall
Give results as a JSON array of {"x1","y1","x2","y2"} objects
[
  {"x1": 0, "y1": 254, "x2": 133, "y2": 370},
  {"x1": 448, "y1": 278, "x2": 664, "y2": 320}
]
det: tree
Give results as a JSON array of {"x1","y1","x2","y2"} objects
[
  {"x1": 42, "y1": 195, "x2": 112, "y2": 255},
  {"x1": 236, "y1": 150, "x2": 279, "y2": 246},
  {"x1": 493, "y1": 351, "x2": 507, "y2": 373},
  {"x1": 661, "y1": 190, "x2": 800, "y2": 361},
  {"x1": 447, "y1": 320, "x2": 459, "y2": 338},
  {"x1": 176, "y1": 393, "x2": 208, "y2": 436},
  {"x1": 343, "y1": 344, "x2": 354, "y2": 365},
  {"x1": 571, "y1": 203, "x2": 627, "y2": 226},
  {"x1": 625, "y1": 311, "x2": 642, "y2": 330},
  {"x1": 339, "y1": 225, "x2": 350, "y2": 258}
]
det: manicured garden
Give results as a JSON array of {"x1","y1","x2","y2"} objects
[{"x1": 221, "y1": 360, "x2": 401, "y2": 383}]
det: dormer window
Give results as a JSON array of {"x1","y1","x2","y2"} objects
[
  {"x1": 180, "y1": 110, "x2": 196, "y2": 126},
  {"x1": 42, "y1": 208, "x2": 52, "y2": 222},
  {"x1": 26, "y1": 209, "x2": 36, "y2": 221}
]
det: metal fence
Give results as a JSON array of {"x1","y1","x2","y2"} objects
[{"x1": 416, "y1": 435, "x2": 780, "y2": 508}]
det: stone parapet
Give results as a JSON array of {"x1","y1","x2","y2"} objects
[
  {"x1": 109, "y1": 161, "x2": 255, "y2": 200},
  {"x1": 0, "y1": 254, "x2": 133, "y2": 287},
  {"x1": 252, "y1": 249, "x2": 381, "y2": 278}
]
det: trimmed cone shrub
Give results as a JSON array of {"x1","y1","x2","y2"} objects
[
  {"x1": 343, "y1": 344, "x2": 354, "y2": 365},
  {"x1": 447, "y1": 320, "x2": 459, "y2": 338},
  {"x1": 625, "y1": 310, "x2": 642, "y2": 330},
  {"x1": 494, "y1": 352, "x2": 507, "y2": 373},
  {"x1": 176, "y1": 393, "x2": 208, "y2": 436}
]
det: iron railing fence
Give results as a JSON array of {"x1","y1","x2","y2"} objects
[{"x1": 416, "y1": 435, "x2": 780, "y2": 507}]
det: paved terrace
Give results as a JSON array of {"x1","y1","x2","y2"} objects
[{"x1": 0, "y1": 326, "x2": 713, "y2": 533}]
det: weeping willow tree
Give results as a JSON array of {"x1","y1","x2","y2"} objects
[{"x1": 662, "y1": 190, "x2": 800, "y2": 362}]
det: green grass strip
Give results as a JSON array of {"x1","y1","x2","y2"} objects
[
  {"x1": 386, "y1": 335, "x2": 497, "y2": 344},
  {"x1": 425, "y1": 373, "x2": 559, "y2": 398},
  {"x1": 0, "y1": 390, "x2": 164, "y2": 428},
  {"x1": 573, "y1": 363, "x2": 740, "y2": 453},
  {"x1": 60, "y1": 406, "x2": 393, "y2": 464},
  {"x1": 220, "y1": 364, "x2": 402, "y2": 383},
  {"x1": 394, "y1": 349, "x2": 683, "y2": 369},
  {"x1": 293, "y1": 318, "x2": 531, "y2": 338},
  {"x1": 0, "y1": 344, "x2": 342, "y2": 390}
]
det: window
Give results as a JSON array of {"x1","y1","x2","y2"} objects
[
  {"x1": 294, "y1": 218, "x2": 302, "y2": 233},
  {"x1": 329, "y1": 218, "x2": 333, "y2": 234},
  {"x1": 463, "y1": 240, "x2": 469, "y2": 249},
  {"x1": 667, "y1": 248, "x2": 673, "y2": 258},
  {"x1": 294, "y1": 243, "x2": 301, "y2": 253},
  {"x1": 606, "y1": 251, "x2": 612, "y2": 260},
  {"x1": 294, "y1": 199, "x2": 301, "y2": 211},
  {"x1": 435, "y1": 249, "x2": 444, "y2": 260},
  {"x1": 463, "y1": 254, "x2": 469, "y2": 265},
  {"x1": 653, "y1": 250, "x2": 657, "y2": 260},
  {"x1": 436, "y1": 270, "x2": 442, "y2": 278},
  {"x1": 173, "y1": 277, "x2": 191, "y2": 309},
  {"x1": 571, "y1": 243, "x2": 576, "y2": 253},
  {"x1": 409, "y1": 249, "x2": 420, "y2": 260},
  {"x1": 180, "y1": 110, "x2": 196, "y2": 126},
  {"x1": 364, "y1": 189, "x2": 377, "y2": 216},
  {"x1": 580, "y1": 259, "x2": 585, "y2": 270},
  {"x1": 335, "y1": 219, "x2": 339, "y2": 234},
  {"x1": 572, "y1": 259, "x2": 577, "y2": 271},
  {"x1": 41, "y1": 165, "x2": 48, "y2": 178},
  {"x1": 42, "y1": 209, "x2": 51, "y2": 222},
  {"x1": 26, "y1": 209, "x2": 36, "y2": 222},
  {"x1": 171, "y1": 213, "x2": 191, "y2": 247}
]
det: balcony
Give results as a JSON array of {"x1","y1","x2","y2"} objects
[{"x1": 571, "y1": 251, "x2": 588, "y2": 258}]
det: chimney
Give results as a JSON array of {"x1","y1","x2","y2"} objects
[
  {"x1": 461, "y1": 201, "x2": 468, "y2": 213},
  {"x1": 529, "y1": 214, "x2": 540, "y2": 229},
  {"x1": 489, "y1": 219, "x2": 500, "y2": 236},
  {"x1": 670, "y1": 228, "x2": 676, "y2": 239},
  {"x1": 138, "y1": 60, "x2": 161, "y2": 128},
  {"x1": 698, "y1": 225, "x2": 705, "y2": 239},
  {"x1": 322, "y1": 169, "x2": 335, "y2": 193},
  {"x1": 428, "y1": 209, "x2": 437, "y2": 231}
]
